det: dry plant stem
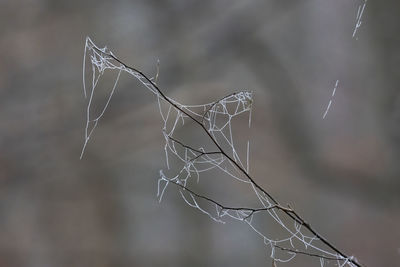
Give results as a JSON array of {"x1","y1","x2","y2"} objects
[
  {"x1": 90, "y1": 46, "x2": 364, "y2": 267},
  {"x1": 274, "y1": 245, "x2": 346, "y2": 261},
  {"x1": 166, "y1": 135, "x2": 221, "y2": 162},
  {"x1": 166, "y1": 135, "x2": 221, "y2": 157},
  {"x1": 170, "y1": 179, "x2": 293, "y2": 219}
]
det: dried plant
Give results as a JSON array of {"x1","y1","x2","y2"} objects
[{"x1": 80, "y1": 36, "x2": 366, "y2": 267}]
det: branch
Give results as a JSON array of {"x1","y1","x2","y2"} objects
[
  {"x1": 165, "y1": 134, "x2": 222, "y2": 162},
  {"x1": 86, "y1": 39, "x2": 365, "y2": 267},
  {"x1": 169, "y1": 178, "x2": 293, "y2": 220},
  {"x1": 274, "y1": 245, "x2": 347, "y2": 261}
]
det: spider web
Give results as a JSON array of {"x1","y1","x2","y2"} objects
[
  {"x1": 81, "y1": 37, "x2": 359, "y2": 267},
  {"x1": 352, "y1": 0, "x2": 367, "y2": 39}
]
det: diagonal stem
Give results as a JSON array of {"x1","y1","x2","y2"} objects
[{"x1": 88, "y1": 43, "x2": 364, "y2": 267}]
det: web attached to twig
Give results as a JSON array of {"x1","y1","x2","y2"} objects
[{"x1": 81, "y1": 37, "x2": 359, "y2": 267}]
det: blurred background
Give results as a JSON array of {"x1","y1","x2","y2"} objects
[{"x1": 1, "y1": 0, "x2": 399, "y2": 266}]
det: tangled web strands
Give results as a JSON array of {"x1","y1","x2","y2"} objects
[{"x1": 82, "y1": 37, "x2": 361, "y2": 267}]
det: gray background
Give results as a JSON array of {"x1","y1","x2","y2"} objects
[{"x1": 1, "y1": 0, "x2": 399, "y2": 266}]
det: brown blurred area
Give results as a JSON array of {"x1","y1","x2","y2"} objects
[{"x1": 1, "y1": 0, "x2": 399, "y2": 266}]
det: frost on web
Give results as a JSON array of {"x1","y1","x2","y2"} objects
[
  {"x1": 81, "y1": 37, "x2": 359, "y2": 266},
  {"x1": 352, "y1": 0, "x2": 367, "y2": 39}
]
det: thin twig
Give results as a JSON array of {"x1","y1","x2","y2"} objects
[
  {"x1": 170, "y1": 179, "x2": 293, "y2": 219},
  {"x1": 166, "y1": 134, "x2": 222, "y2": 162},
  {"x1": 167, "y1": 134, "x2": 220, "y2": 156},
  {"x1": 87, "y1": 43, "x2": 364, "y2": 267},
  {"x1": 274, "y1": 245, "x2": 346, "y2": 261}
]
